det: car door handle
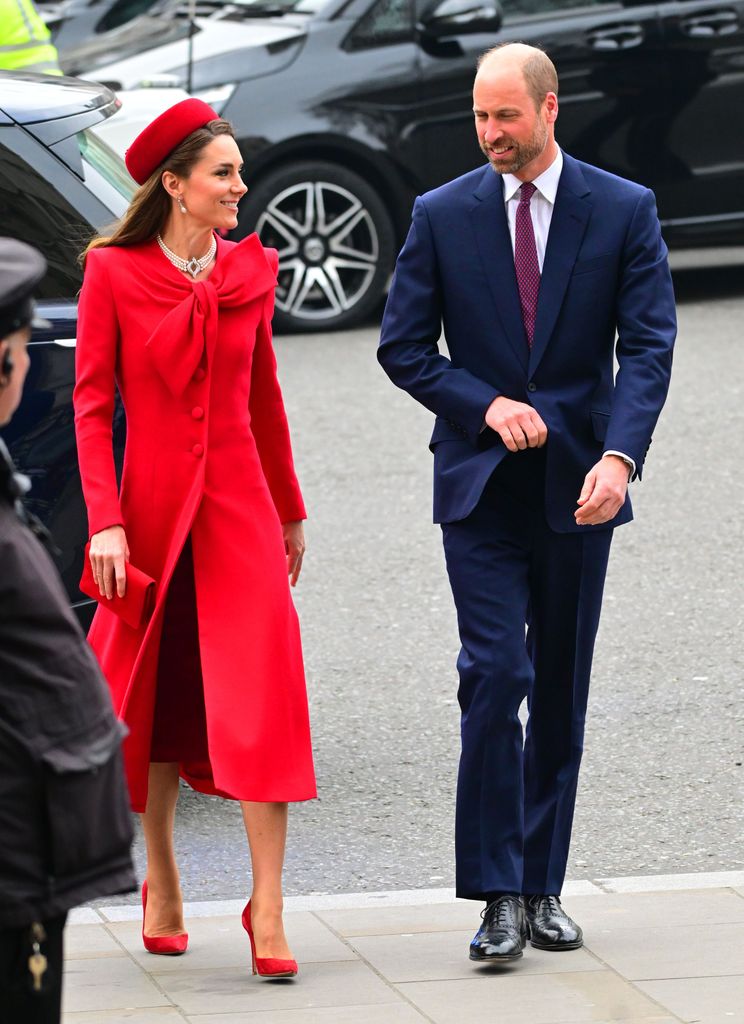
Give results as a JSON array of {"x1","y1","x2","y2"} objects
[
  {"x1": 680, "y1": 9, "x2": 739, "y2": 36},
  {"x1": 588, "y1": 23, "x2": 645, "y2": 50}
]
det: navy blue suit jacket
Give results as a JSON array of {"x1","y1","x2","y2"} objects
[{"x1": 378, "y1": 153, "x2": 676, "y2": 531}]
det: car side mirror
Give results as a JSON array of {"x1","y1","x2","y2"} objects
[{"x1": 418, "y1": 0, "x2": 503, "y2": 38}]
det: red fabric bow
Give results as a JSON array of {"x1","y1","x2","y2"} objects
[{"x1": 145, "y1": 235, "x2": 277, "y2": 396}]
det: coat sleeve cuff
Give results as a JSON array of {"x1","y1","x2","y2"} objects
[{"x1": 87, "y1": 508, "x2": 124, "y2": 539}]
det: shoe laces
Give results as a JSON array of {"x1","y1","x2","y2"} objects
[
  {"x1": 531, "y1": 894, "x2": 562, "y2": 916},
  {"x1": 482, "y1": 894, "x2": 521, "y2": 928}
]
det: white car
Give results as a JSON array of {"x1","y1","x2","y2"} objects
[
  {"x1": 67, "y1": 9, "x2": 308, "y2": 106},
  {"x1": 90, "y1": 86, "x2": 191, "y2": 157}
]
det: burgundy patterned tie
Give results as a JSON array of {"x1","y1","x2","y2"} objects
[{"x1": 514, "y1": 182, "x2": 540, "y2": 348}]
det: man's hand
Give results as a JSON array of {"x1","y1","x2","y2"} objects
[
  {"x1": 485, "y1": 397, "x2": 548, "y2": 452},
  {"x1": 575, "y1": 456, "x2": 629, "y2": 526}
]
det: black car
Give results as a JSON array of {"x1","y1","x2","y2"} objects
[
  {"x1": 65, "y1": 0, "x2": 744, "y2": 333},
  {"x1": 0, "y1": 72, "x2": 130, "y2": 623}
]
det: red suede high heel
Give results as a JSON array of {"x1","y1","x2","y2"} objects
[
  {"x1": 141, "y1": 881, "x2": 188, "y2": 955},
  {"x1": 241, "y1": 901, "x2": 297, "y2": 978}
]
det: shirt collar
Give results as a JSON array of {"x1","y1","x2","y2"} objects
[{"x1": 503, "y1": 148, "x2": 563, "y2": 205}]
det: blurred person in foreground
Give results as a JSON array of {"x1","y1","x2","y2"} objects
[
  {"x1": 378, "y1": 44, "x2": 675, "y2": 964},
  {"x1": 0, "y1": 0, "x2": 62, "y2": 75},
  {"x1": 74, "y1": 99, "x2": 315, "y2": 976},
  {"x1": 0, "y1": 237, "x2": 135, "y2": 1023}
]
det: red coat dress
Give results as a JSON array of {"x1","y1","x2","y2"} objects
[{"x1": 74, "y1": 233, "x2": 316, "y2": 812}]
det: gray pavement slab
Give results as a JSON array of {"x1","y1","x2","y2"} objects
[
  {"x1": 635, "y1": 976, "x2": 744, "y2": 1024},
  {"x1": 146, "y1": 961, "x2": 400, "y2": 1017},
  {"x1": 105, "y1": 913, "x2": 355, "y2": 973},
  {"x1": 397, "y1": 972, "x2": 668, "y2": 1024},
  {"x1": 63, "y1": 956, "x2": 171, "y2": 1014},
  {"x1": 64, "y1": 1013, "x2": 188, "y2": 1024},
  {"x1": 343, "y1": 931, "x2": 605, "y2": 982},
  {"x1": 63, "y1": 877, "x2": 744, "y2": 1024},
  {"x1": 184, "y1": 1009, "x2": 425, "y2": 1024},
  {"x1": 586, "y1": 921, "x2": 744, "y2": 980}
]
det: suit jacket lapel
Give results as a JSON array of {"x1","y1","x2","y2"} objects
[
  {"x1": 529, "y1": 155, "x2": 592, "y2": 376},
  {"x1": 469, "y1": 168, "x2": 529, "y2": 373}
]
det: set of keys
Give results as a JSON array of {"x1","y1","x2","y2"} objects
[{"x1": 28, "y1": 922, "x2": 48, "y2": 992}]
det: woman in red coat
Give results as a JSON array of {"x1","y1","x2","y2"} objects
[{"x1": 73, "y1": 100, "x2": 316, "y2": 976}]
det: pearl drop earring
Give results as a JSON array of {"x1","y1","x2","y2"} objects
[{"x1": 177, "y1": 196, "x2": 187, "y2": 214}]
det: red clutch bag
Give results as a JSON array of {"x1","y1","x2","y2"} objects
[{"x1": 80, "y1": 544, "x2": 157, "y2": 630}]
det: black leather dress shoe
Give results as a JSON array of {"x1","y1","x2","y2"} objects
[
  {"x1": 469, "y1": 894, "x2": 527, "y2": 962},
  {"x1": 525, "y1": 894, "x2": 583, "y2": 950}
]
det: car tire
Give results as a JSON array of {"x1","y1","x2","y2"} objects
[{"x1": 235, "y1": 161, "x2": 395, "y2": 333}]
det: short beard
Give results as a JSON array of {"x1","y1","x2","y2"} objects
[{"x1": 481, "y1": 118, "x2": 548, "y2": 175}]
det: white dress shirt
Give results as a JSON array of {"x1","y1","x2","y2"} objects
[
  {"x1": 501, "y1": 149, "x2": 635, "y2": 478},
  {"x1": 503, "y1": 148, "x2": 563, "y2": 274}
]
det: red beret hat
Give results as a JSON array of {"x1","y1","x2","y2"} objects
[{"x1": 125, "y1": 98, "x2": 220, "y2": 186}]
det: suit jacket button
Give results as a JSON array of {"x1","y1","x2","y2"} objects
[
  {"x1": 527, "y1": 382, "x2": 537, "y2": 393},
  {"x1": 192, "y1": 443, "x2": 204, "y2": 457},
  {"x1": 191, "y1": 406, "x2": 204, "y2": 420},
  {"x1": 193, "y1": 368, "x2": 206, "y2": 382}
]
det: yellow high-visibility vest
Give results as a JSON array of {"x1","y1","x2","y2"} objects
[{"x1": 0, "y1": 0, "x2": 62, "y2": 75}]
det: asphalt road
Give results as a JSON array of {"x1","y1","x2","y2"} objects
[{"x1": 127, "y1": 265, "x2": 744, "y2": 901}]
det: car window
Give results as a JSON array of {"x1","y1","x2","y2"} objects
[
  {"x1": 346, "y1": 0, "x2": 414, "y2": 49},
  {"x1": 64, "y1": 15, "x2": 191, "y2": 73},
  {"x1": 149, "y1": 0, "x2": 325, "y2": 12},
  {"x1": 0, "y1": 137, "x2": 88, "y2": 298},
  {"x1": 414, "y1": 0, "x2": 615, "y2": 19},
  {"x1": 78, "y1": 129, "x2": 135, "y2": 202},
  {"x1": 97, "y1": 0, "x2": 159, "y2": 33},
  {"x1": 499, "y1": 0, "x2": 615, "y2": 15}
]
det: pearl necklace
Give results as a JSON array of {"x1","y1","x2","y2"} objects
[{"x1": 156, "y1": 233, "x2": 216, "y2": 279}]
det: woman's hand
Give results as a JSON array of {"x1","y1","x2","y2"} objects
[
  {"x1": 89, "y1": 525, "x2": 129, "y2": 600},
  {"x1": 282, "y1": 520, "x2": 305, "y2": 588}
]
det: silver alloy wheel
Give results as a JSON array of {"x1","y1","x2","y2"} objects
[{"x1": 255, "y1": 180, "x2": 379, "y2": 322}]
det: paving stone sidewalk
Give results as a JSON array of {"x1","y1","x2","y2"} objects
[{"x1": 62, "y1": 872, "x2": 744, "y2": 1024}]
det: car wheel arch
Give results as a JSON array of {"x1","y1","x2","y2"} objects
[{"x1": 240, "y1": 136, "x2": 416, "y2": 244}]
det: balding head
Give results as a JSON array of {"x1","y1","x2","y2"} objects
[
  {"x1": 472, "y1": 42, "x2": 559, "y2": 180},
  {"x1": 476, "y1": 43, "x2": 558, "y2": 111}
]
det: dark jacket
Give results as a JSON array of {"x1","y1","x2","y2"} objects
[
  {"x1": 0, "y1": 441, "x2": 135, "y2": 929},
  {"x1": 378, "y1": 154, "x2": 675, "y2": 528}
]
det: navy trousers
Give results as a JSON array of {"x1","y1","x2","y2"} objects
[{"x1": 441, "y1": 448, "x2": 613, "y2": 899}]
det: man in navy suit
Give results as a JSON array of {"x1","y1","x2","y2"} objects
[{"x1": 378, "y1": 43, "x2": 675, "y2": 963}]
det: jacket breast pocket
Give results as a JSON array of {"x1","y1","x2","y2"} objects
[
  {"x1": 591, "y1": 410, "x2": 611, "y2": 442},
  {"x1": 573, "y1": 253, "x2": 617, "y2": 277}
]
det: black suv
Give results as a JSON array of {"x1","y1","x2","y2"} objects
[
  {"x1": 65, "y1": 0, "x2": 744, "y2": 333},
  {"x1": 0, "y1": 72, "x2": 130, "y2": 623}
]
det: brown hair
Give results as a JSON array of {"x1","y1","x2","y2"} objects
[
  {"x1": 81, "y1": 118, "x2": 234, "y2": 267},
  {"x1": 477, "y1": 44, "x2": 558, "y2": 110}
]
